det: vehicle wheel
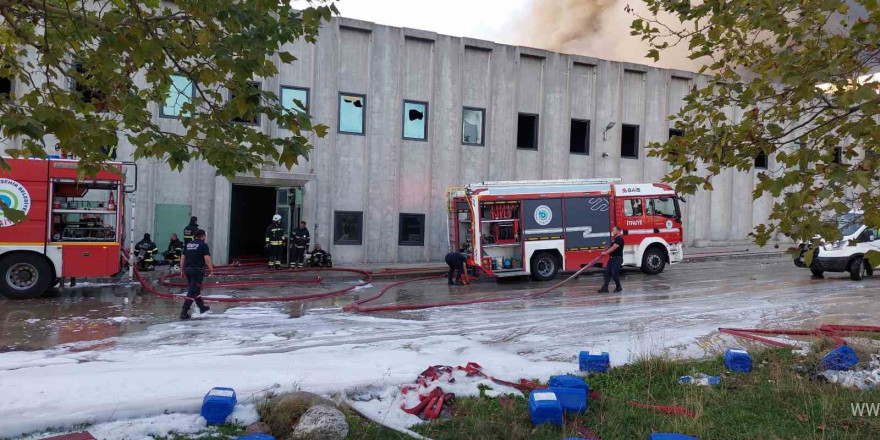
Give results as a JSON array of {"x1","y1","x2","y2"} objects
[
  {"x1": 641, "y1": 247, "x2": 666, "y2": 275},
  {"x1": 850, "y1": 257, "x2": 867, "y2": 281},
  {"x1": 531, "y1": 253, "x2": 559, "y2": 281},
  {"x1": 0, "y1": 253, "x2": 53, "y2": 299},
  {"x1": 810, "y1": 268, "x2": 824, "y2": 276}
]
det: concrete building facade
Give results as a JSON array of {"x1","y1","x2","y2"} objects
[{"x1": 6, "y1": 16, "x2": 782, "y2": 264}]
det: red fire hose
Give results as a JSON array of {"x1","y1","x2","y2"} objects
[
  {"x1": 344, "y1": 254, "x2": 605, "y2": 313},
  {"x1": 718, "y1": 324, "x2": 880, "y2": 348}
]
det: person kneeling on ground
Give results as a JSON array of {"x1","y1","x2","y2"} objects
[
  {"x1": 445, "y1": 249, "x2": 470, "y2": 285},
  {"x1": 307, "y1": 244, "x2": 332, "y2": 268},
  {"x1": 135, "y1": 233, "x2": 158, "y2": 271},
  {"x1": 179, "y1": 229, "x2": 214, "y2": 320},
  {"x1": 163, "y1": 233, "x2": 183, "y2": 270}
]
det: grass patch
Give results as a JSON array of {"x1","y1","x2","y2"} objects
[
  {"x1": 150, "y1": 422, "x2": 245, "y2": 440},
  {"x1": 413, "y1": 348, "x2": 880, "y2": 440}
]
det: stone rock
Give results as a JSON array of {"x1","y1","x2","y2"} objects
[
  {"x1": 259, "y1": 391, "x2": 338, "y2": 440},
  {"x1": 243, "y1": 421, "x2": 271, "y2": 435},
  {"x1": 290, "y1": 405, "x2": 349, "y2": 440}
]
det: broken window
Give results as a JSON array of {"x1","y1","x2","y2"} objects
[
  {"x1": 161, "y1": 74, "x2": 193, "y2": 118},
  {"x1": 755, "y1": 151, "x2": 768, "y2": 169},
  {"x1": 334, "y1": 211, "x2": 363, "y2": 245},
  {"x1": 403, "y1": 101, "x2": 428, "y2": 141},
  {"x1": 281, "y1": 86, "x2": 309, "y2": 115},
  {"x1": 517, "y1": 113, "x2": 539, "y2": 150},
  {"x1": 398, "y1": 213, "x2": 425, "y2": 246},
  {"x1": 833, "y1": 146, "x2": 843, "y2": 164},
  {"x1": 230, "y1": 82, "x2": 262, "y2": 125},
  {"x1": 570, "y1": 119, "x2": 590, "y2": 154},
  {"x1": 339, "y1": 93, "x2": 366, "y2": 134},
  {"x1": 462, "y1": 107, "x2": 485, "y2": 146},
  {"x1": 621, "y1": 124, "x2": 639, "y2": 158},
  {"x1": 73, "y1": 62, "x2": 107, "y2": 112},
  {"x1": 0, "y1": 76, "x2": 11, "y2": 97}
]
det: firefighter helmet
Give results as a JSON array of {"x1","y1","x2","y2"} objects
[{"x1": 272, "y1": 214, "x2": 282, "y2": 222}]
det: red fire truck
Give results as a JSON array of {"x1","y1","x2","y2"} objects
[
  {"x1": 0, "y1": 158, "x2": 134, "y2": 299},
  {"x1": 446, "y1": 179, "x2": 684, "y2": 281}
]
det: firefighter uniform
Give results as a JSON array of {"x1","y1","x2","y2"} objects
[
  {"x1": 135, "y1": 233, "x2": 158, "y2": 271},
  {"x1": 180, "y1": 234, "x2": 211, "y2": 319},
  {"x1": 265, "y1": 217, "x2": 286, "y2": 270},
  {"x1": 183, "y1": 216, "x2": 198, "y2": 245},
  {"x1": 291, "y1": 223, "x2": 310, "y2": 268},
  {"x1": 164, "y1": 235, "x2": 184, "y2": 269}
]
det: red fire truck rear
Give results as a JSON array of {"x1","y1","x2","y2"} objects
[
  {"x1": 0, "y1": 158, "x2": 133, "y2": 299},
  {"x1": 446, "y1": 179, "x2": 684, "y2": 280}
]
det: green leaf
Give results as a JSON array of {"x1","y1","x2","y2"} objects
[{"x1": 0, "y1": 200, "x2": 27, "y2": 225}]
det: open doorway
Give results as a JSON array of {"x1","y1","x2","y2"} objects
[{"x1": 229, "y1": 185, "x2": 277, "y2": 261}]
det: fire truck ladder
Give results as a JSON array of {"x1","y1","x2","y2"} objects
[{"x1": 445, "y1": 187, "x2": 467, "y2": 252}]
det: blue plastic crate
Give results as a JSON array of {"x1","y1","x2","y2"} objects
[
  {"x1": 201, "y1": 387, "x2": 237, "y2": 425},
  {"x1": 548, "y1": 374, "x2": 589, "y2": 391},
  {"x1": 821, "y1": 345, "x2": 859, "y2": 371},
  {"x1": 724, "y1": 348, "x2": 753, "y2": 373},
  {"x1": 528, "y1": 391, "x2": 563, "y2": 426},
  {"x1": 237, "y1": 435, "x2": 275, "y2": 440},
  {"x1": 547, "y1": 387, "x2": 587, "y2": 413},
  {"x1": 649, "y1": 434, "x2": 700, "y2": 440},
  {"x1": 579, "y1": 351, "x2": 610, "y2": 373}
]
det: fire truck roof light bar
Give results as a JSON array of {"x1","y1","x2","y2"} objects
[{"x1": 472, "y1": 178, "x2": 621, "y2": 188}]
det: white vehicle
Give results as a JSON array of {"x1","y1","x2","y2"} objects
[{"x1": 795, "y1": 212, "x2": 880, "y2": 280}]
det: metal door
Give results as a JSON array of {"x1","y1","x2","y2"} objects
[
  {"x1": 275, "y1": 188, "x2": 291, "y2": 265},
  {"x1": 153, "y1": 204, "x2": 191, "y2": 257}
]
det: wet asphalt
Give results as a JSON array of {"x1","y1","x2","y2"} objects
[{"x1": 1, "y1": 257, "x2": 877, "y2": 352}]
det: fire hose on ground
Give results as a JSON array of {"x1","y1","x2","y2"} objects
[{"x1": 719, "y1": 324, "x2": 880, "y2": 348}]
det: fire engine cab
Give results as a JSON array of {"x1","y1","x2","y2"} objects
[
  {"x1": 0, "y1": 158, "x2": 134, "y2": 299},
  {"x1": 446, "y1": 179, "x2": 684, "y2": 281}
]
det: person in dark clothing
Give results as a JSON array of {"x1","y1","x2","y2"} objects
[
  {"x1": 598, "y1": 226, "x2": 625, "y2": 293},
  {"x1": 307, "y1": 244, "x2": 331, "y2": 267},
  {"x1": 265, "y1": 214, "x2": 286, "y2": 270},
  {"x1": 445, "y1": 249, "x2": 469, "y2": 285},
  {"x1": 179, "y1": 229, "x2": 213, "y2": 320},
  {"x1": 291, "y1": 221, "x2": 310, "y2": 268},
  {"x1": 135, "y1": 233, "x2": 158, "y2": 271},
  {"x1": 163, "y1": 233, "x2": 184, "y2": 269},
  {"x1": 183, "y1": 216, "x2": 198, "y2": 245}
]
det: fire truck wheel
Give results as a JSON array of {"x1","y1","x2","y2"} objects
[
  {"x1": 531, "y1": 252, "x2": 559, "y2": 281},
  {"x1": 640, "y1": 247, "x2": 667, "y2": 275},
  {"x1": 0, "y1": 253, "x2": 53, "y2": 299},
  {"x1": 850, "y1": 257, "x2": 867, "y2": 281}
]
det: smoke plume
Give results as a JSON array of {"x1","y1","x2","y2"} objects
[{"x1": 505, "y1": 0, "x2": 705, "y2": 71}]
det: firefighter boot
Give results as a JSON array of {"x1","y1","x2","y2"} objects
[{"x1": 180, "y1": 300, "x2": 193, "y2": 320}]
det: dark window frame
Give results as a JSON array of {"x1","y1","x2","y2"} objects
[
  {"x1": 0, "y1": 75, "x2": 12, "y2": 97},
  {"x1": 229, "y1": 81, "x2": 262, "y2": 126},
  {"x1": 280, "y1": 85, "x2": 311, "y2": 116},
  {"x1": 833, "y1": 146, "x2": 843, "y2": 164},
  {"x1": 402, "y1": 100, "x2": 429, "y2": 141},
  {"x1": 570, "y1": 119, "x2": 590, "y2": 155},
  {"x1": 72, "y1": 61, "x2": 107, "y2": 112},
  {"x1": 755, "y1": 151, "x2": 768, "y2": 169},
  {"x1": 333, "y1": 211, "x2": 364, "y2": 245},
  {"x1": 338, "y1": 92, "x2": 367, "y2": 135},
  {"x1": 668, "y1": 128, "x2": 685, "y2": 139},
  {"x1": 621, "y1": 123, "x2": 640, "y2": 159},
  {"x1": 159, "y1": 73, "x2": 194, "y2": 119},
  {"x1": 461, "y1": 106, "x2": 486, "y2": 146},
  {"x1": 517, "y1": 113, "x2": 540, "y2": 150},
  {"x1": 398, "y1": 213, "x2": 426, "y2": 246}
]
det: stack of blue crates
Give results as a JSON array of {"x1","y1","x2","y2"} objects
[
  {"x1": 547, "y1": 375, "x2": 589, "y2": 413},
  {"x1": 528, "y1": 390, "x2": 563, "y2": 426},
  {"x1": 201, "y1": 387, "x2": 237, "y2": 425},
  {"x1": 821, "y1": 345, "x2": 859, "y2": 371},
  {"x1": 724, "y1": 348, "x2": 753, "y2": 373},
  {"x1": 579, "y1": 351, "x2": 610, "y2": 373}
]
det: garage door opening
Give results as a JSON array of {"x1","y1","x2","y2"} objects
[{"x1": 229, "y1": 185, "x2": 278, "y2": 261}]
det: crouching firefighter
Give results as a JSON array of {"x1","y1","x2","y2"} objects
[
  {"x1": 265, "y1": 214, "x2": 286, "y2": 270},
  {"x1": 135, "y1": 233, "x2": 158, "y2": 271},
  {"x1": 179, "y1": 229, "x2": 213, "y2": 320},
  {"x1": 163, "y1": 233, "x2": 184, "y2": 270},
  {"x1": 291, "y1": 221, "x2": 310, "y2": 268},
  {"x1": 307, "y1": 244, "x2": 332, "y2": 268}
]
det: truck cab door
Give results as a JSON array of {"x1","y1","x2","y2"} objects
[{"x1": 646, "y1": 196, "x2": 683, "y2": 243}]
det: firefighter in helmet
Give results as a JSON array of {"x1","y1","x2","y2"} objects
[
  {"x1": 291, "y1": 221, "x2": 310, "y2": 268},
  {"x1": 183, "y1": 216, "x2": 198, "y2": 245},
  {"x1": 265, "y1": 214, "x2": 286, "y2": 270},
  {"x1": 135, "y1": 233, "x2": 158, "y2": 271}
]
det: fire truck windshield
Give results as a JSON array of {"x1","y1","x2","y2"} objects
[{"x1": 650, "y1": 197, "x2": 679, "y2": 219}]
